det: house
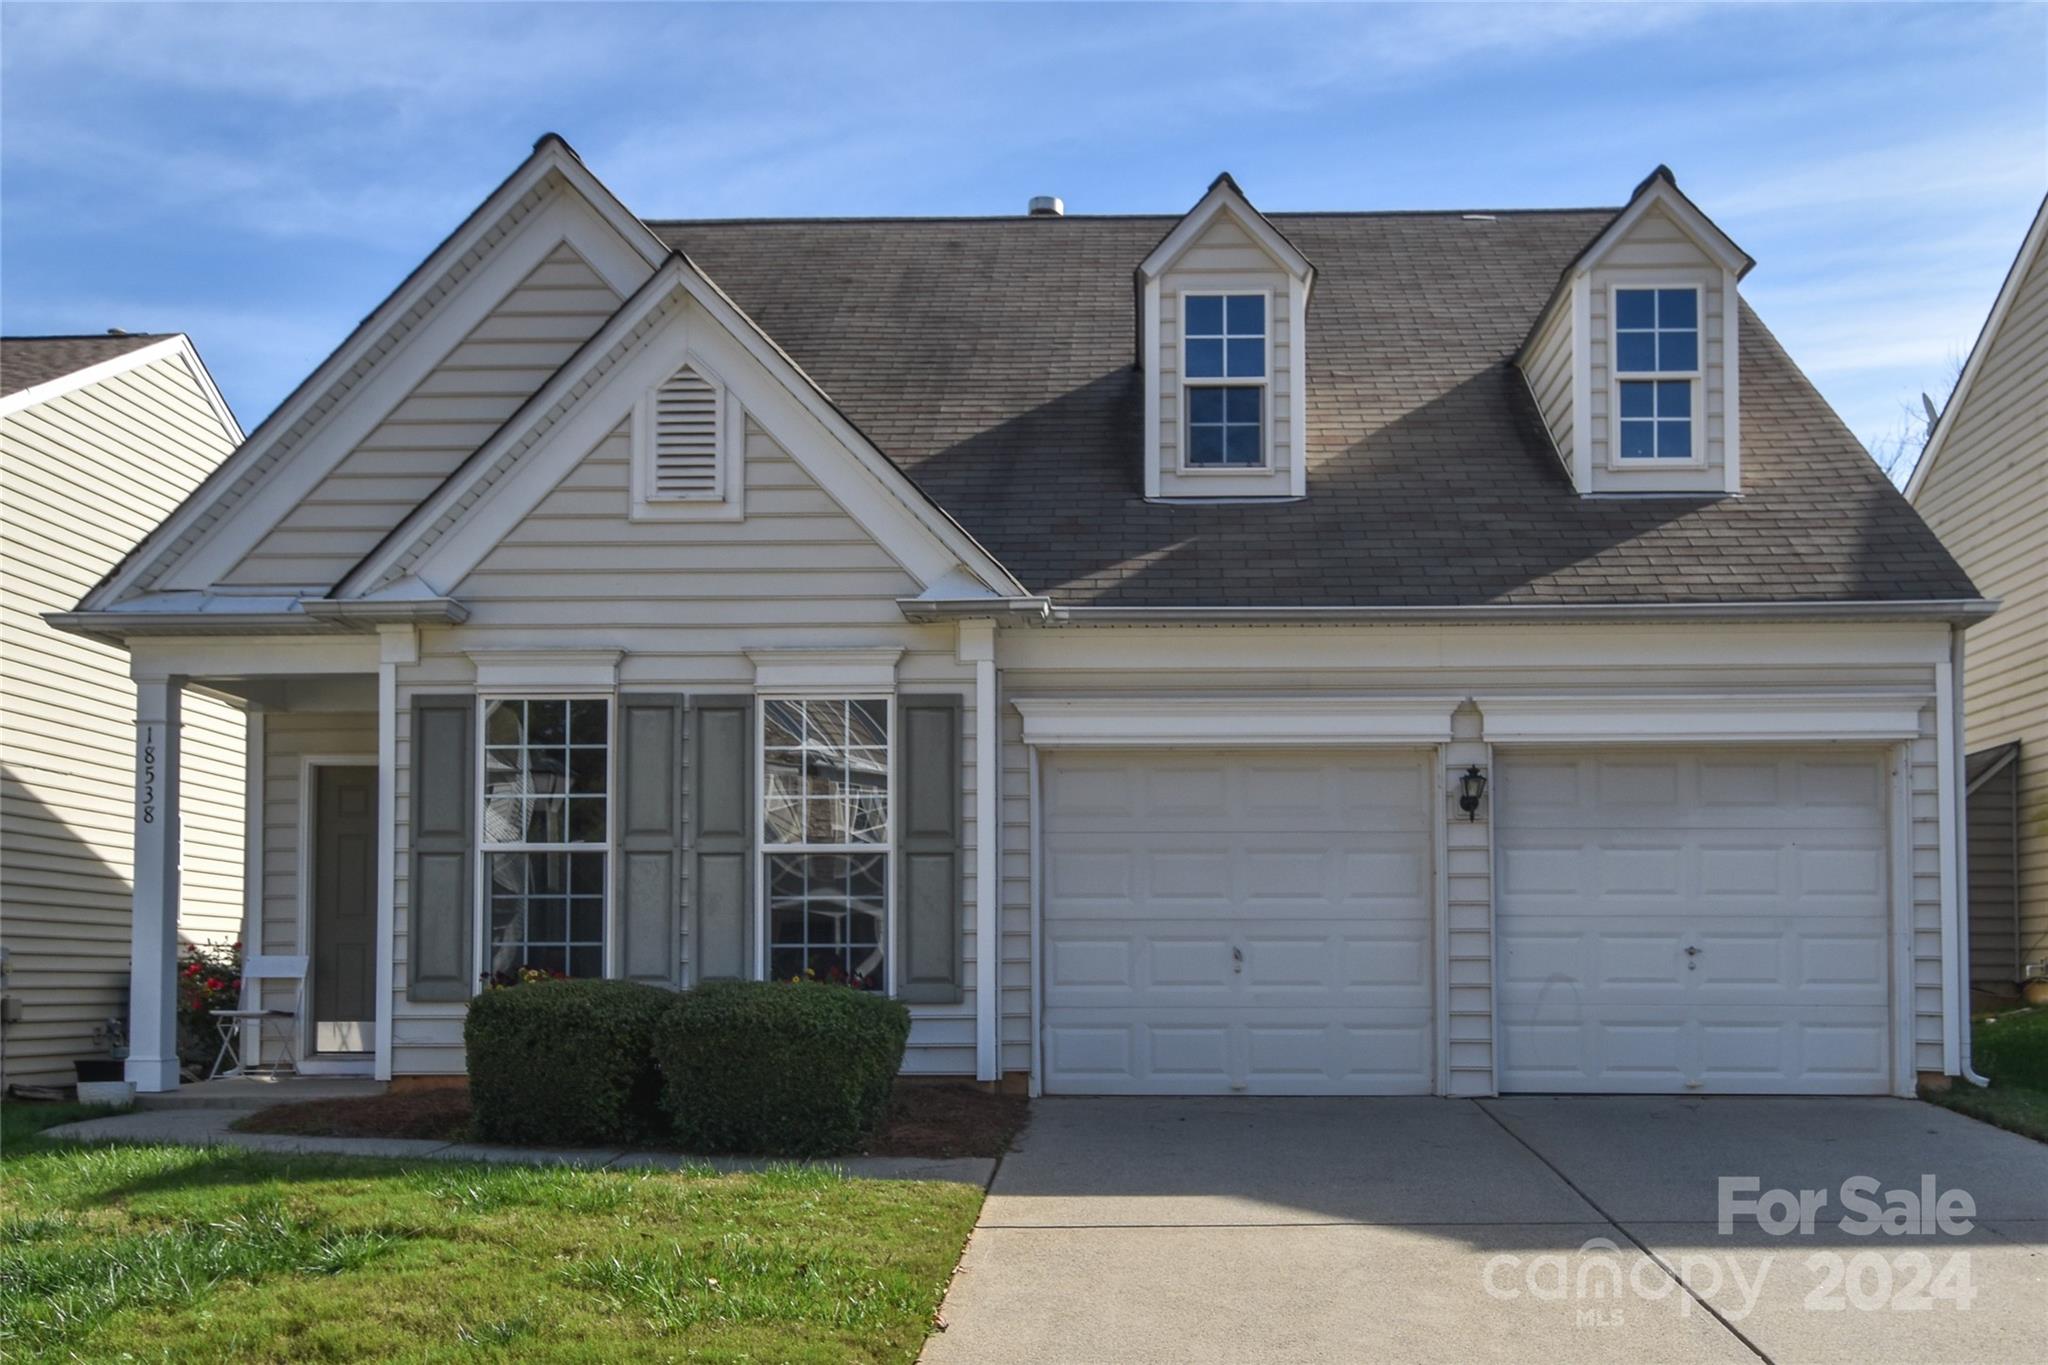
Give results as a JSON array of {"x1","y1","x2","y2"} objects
[
  {"x1": 50, "y1": 136, "x2": 1991, "y2": 1099},
  {"x1": 2, "y1": 332, "x2": 247, "y2": 1089},
  {"x1": 1907, "y1": 195, "x2": 2048, "y2": 1001}
]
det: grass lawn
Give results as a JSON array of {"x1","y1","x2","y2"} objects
[
  {"x1": 1, "y1": 1104, "x2": 983, "y2": 1363},
  {"x1": 1924, "y1": 1006, "x2": 2048, "y2": 1143}
]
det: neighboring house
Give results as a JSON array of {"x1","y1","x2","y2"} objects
[
  {"x1": 52, "y1": 137, "x2": 1990, "y2": 1100},
  {"x1": 2, "y1": 333, "x2": 246, "y2": 1089},
  {"x1": 1908, "y1": 195, "x2": 2048, "y2": 998}
]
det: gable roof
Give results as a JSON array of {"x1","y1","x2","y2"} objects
[
  {"x1": 77, "y1": 134, "x2": 666, "y2": 611},
  {"x1": 0, "y1": 332, "x2": 242, "y2": 441},
  {"x1": 1906, "y1": 192, "x2": 2048, "y2": 502},
  {"x1": 1, "y1": 333, "x2": 172, "y2": 399},
  {"x1": 652, "y1": 209, "x2": 1976, "y2": 609},
  {"x1": 334, "y1": 252, "x2": 1027, "y2": 601},
  {"x1": 1138, "y1": 172, "x2": 1315, "y2": 281}
]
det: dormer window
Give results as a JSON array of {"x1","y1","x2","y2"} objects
[
  {"x1": 1614, "y1": 287, "x2": 1700, "y2": 462},
  {"x1": 1183, "y1": 293, "x2": 1267, "y2": 468}
]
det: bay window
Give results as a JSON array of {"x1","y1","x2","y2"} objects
[
  {"x1": 762, "y1": 697, "x2": 890, "y2": 990},
  {"x1": 481, "y1": 697, "x2": 609, "y2": 981}
]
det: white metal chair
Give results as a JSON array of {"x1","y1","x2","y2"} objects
[{"x1": 209, "y1": 954, "x2": 309, "y2": 1079}]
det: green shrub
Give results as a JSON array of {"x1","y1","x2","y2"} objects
[
  {"x1": 656, "y1": 982, "x2": 911, "y2": 1156},
  {"x1": 464, "y1": 978, "x2": 673, "y2": 1145}
]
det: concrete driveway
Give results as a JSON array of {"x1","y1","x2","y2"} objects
[{"x1": 923, "y1": 1097, "x2": 2046, "y2": 1365}]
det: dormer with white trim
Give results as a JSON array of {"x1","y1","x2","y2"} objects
[
  {"x1": 1139, "y1": 174, "x2": 1314, "y2": 501},
  {"x1": 1518, "y1": 167, "x2": 1754, "y2": 496}
]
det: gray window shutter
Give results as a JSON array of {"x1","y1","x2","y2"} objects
[
  {"x1": 408, "y1": 695, "x2": 474, "y2": 1002},
  {"x1": 689, "y1": 695, "x2": 753, "y2": 981},
  {"x1": 897, "y1": 694, "x2": 964, "y2": 1004},
  {"x1": 618, "y1": 694, "x2": 684, "y2": 985}
]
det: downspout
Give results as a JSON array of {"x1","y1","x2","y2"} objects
[{"x1": 1950, "y1": 626, "x2": 1990, "y2": 1087}]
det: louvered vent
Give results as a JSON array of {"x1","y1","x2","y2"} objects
[{"x1": 649, "y1": 365, "x2": 721, "y2": 498}]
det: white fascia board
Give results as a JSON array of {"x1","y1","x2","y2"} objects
[
  {"x1": 1906, "y1": 193, "x2": 2048, "y2": 502},
  {"x1": 1013, "y1": 696, "x2": 1460, "y2": 747},
  {"x1": 365, "y1": 258, "x2": 1025, "y2": 600},
  {"x1": 126, "y1": 634, "x2": 381, "y2": 679},
  {"x1": 1476, "y1": 692, "x2": 1930, "y2": 745},
  {"x1": 1139, "y1": 179, "x2": 1313, "y2": 282},
  {"x1": 87, "y1": 139, "x2": 663, "y2": 609},
  {"x1": 0, "y1": 335, "x2": 241, "y2": 444},
  {"x1": 746, "y1": 646, "x2": 904, "y2": 693}
]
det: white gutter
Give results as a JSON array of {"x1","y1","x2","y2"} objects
[
  {"x1": 1050, "y1": 599, "x2": 1997, "y2": 626},
  {"x1": 1949, "y1": 626, "x2": 1990, "y2": 1087}
]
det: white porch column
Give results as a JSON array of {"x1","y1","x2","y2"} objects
[
  {"x1": 373, "y1": 626, "x2": 415, "y2": 1082},
  {"x1": 957, "y1": 619, "x2": 1000, "y2": 1082},
  {"x1": 127, "y1": 671, "x2": 185, "y2": 1091}
]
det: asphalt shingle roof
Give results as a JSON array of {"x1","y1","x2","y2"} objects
[
  {"x1": 651, "y1": 213, "x2": 1976, "y2": 607},
  {"x1": 0, "y1": 333, "x2": 169, "y2": 399}
]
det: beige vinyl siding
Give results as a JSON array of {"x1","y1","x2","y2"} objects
[
  {"x1": 1157, "y1": 214, "x2": 1295, "y2": 499},
  {"x1": 1522, "y1": 298, "x2": 1576, "y2": 477},
  {"x1": 222, "y1": 244, "x2": 623, "y2": 589},
  {"x1": 384, "y1": 416, "x2": 979, "y2": 1076},
  {"x1": 1587, "y1": 205, "x2": 1729, "y2": 493},
  {"x1": 1914, "y1": 233, "x2": 2048, "y2": 976},
  {"x1": 0, "y1": 352, "x2": 245, "y2": 1088},
  {"x1": 999, "y1": 624, "x2": 1947, "y2": 1092},
  {"x1": 1968, "y1": 755, "x2": 2021, "y2": 987}
]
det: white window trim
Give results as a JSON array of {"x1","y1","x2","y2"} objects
[
  {"x1": 473, "y1": 693, "x2": 618, "y2": 983},
  {"x1": 630, "y1": 352, "x2": 745, "y2": 522},
  {"x1": 752, "y1": 694, "x2": 898, "y2": 995},
  {"x1": 1607, "y1": 281, "x2": 1705, "y2": 469},
  {"x1": 1175, "y1": 287, "x2": 1275, "y2": 475}
]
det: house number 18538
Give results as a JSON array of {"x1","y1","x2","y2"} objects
[{"x1": 139, "y1": 726, "x2": 157, "y2": 825}]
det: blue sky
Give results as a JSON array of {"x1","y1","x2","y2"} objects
[{"x1": 3, "y1": 2, "x2": 2042, "y2": 469}]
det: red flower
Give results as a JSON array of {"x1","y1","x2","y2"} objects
[{"x1": 205, "y1": 978, "x2": 224, "y2": 991}]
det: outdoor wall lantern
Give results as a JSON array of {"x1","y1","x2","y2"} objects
[{"x1": 1457, "y1": 765, "x2": 1488, "y2": 821}]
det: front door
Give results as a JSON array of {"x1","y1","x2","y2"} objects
[{"x1": 312, "y1": 765, "x2": 377, "y2": 1054}]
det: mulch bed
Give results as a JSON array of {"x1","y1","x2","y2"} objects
[
  {"x1": 235, "y1": 1080, "x2": 1029, "y2": 1158},
  {"x1": 235, "y1": 1086, "x2": 473, "y2": 1142}
]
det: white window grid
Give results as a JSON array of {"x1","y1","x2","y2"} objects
[
  {"x1": 1609, "y1": 283, "x2": 1705, "y2": 466},
  {"x1": 754, "y1": 695, "x2": 895, "y2": 993},
  {"x1": 1178, "y1": 289, "x2": 1273, "y2": 472},
  {"x1": 474, "y1": 694, "x2": 614, "y2": 983}
]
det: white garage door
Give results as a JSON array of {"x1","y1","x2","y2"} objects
[
  {"x1": 1041, "y1": 750, "x2": 1433, "y2": 1095},
  {"x1": 1496, "y1": 749, "x2": 1892, "y2": 1095}
]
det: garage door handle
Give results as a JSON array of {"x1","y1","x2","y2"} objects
[
  {"x1": 1232, "y1": 946, "x2": 1243, "y2": 974},
  {"x1": 1684, "y1": 946, "x2": 1700, "y2": 956}
]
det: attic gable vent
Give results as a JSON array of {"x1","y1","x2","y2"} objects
[
  {"x1": 631, "y1": 357, "x2": 743, "y2": 522},
  {"x1": 650, "y1": 364, "x2": 721, "y2": 498}
]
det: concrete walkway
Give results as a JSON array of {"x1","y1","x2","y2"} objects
[
  {"x1": 40, "y1": 1107, "x2": 995, "y2": 1185},
  {"x1": 923, "y1": 1096, "x2": 2047, "y2": 1365}
]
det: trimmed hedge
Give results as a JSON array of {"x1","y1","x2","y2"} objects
[
  {"x1": 656, "y1": 981, "x2": 911, "y2": 1156},
  {"x1": 464, "y1": 978, "x2": 673, "y2": 1145}
]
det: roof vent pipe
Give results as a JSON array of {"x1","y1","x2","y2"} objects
[{"x1": 1028, "y1": 195, "x2": 1065, "y2": 218}]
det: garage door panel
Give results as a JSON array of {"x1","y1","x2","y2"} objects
[
  {"x1": 1044, "y1": 1011, "x2": 1434, "y2": 1095},
  {"x1": 1042, "y1": 750, "x2": 1434, "y2": 1096},
  {"x1": 1498, "y1": 748, "x2": 1892, "y2": 1096}
]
